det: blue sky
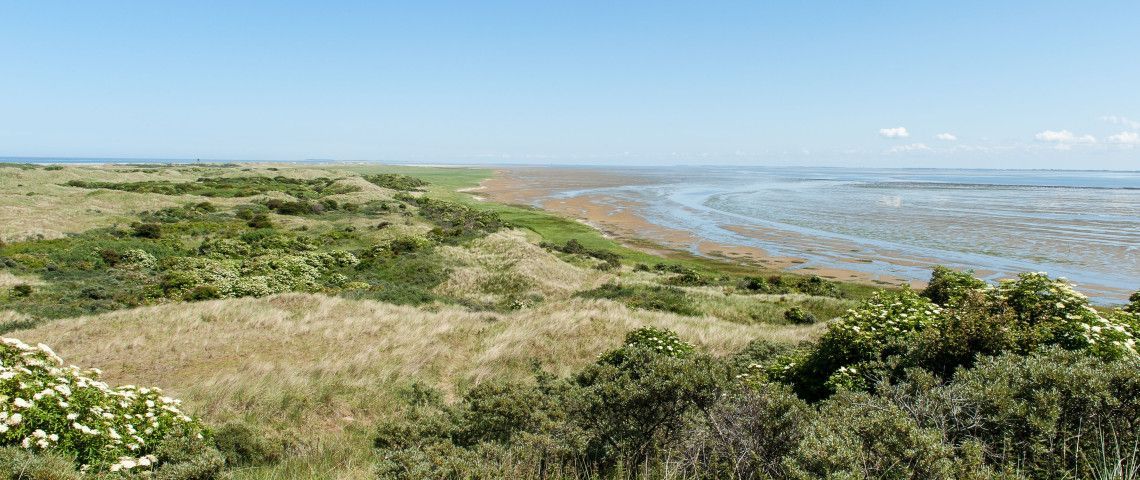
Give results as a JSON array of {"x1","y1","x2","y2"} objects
[{"x1": 1, "y1": 1, "x2": 1138, "y2": 169}]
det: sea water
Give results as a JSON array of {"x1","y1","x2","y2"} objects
[{"x1": 551, "y1": 166, "x2": 1140, "y2": 303}]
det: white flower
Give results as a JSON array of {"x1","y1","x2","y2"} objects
[{"x1": 13, "y1": 398, "x2": 32, "y2": 409}]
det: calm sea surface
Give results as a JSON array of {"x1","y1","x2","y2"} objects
[{"x1": 550, "y1": 167, "x2": 1140, "y2": 303}]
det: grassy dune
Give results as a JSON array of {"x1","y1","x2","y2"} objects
[
  {"x1": 0, "y1": 162, "x2": 850, "y2": 477},
  {"x1": 10, "y1": 293, "x2": 819, "y2": 478}
]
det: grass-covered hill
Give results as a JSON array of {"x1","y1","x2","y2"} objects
[{"x1": 0, "y1": 163, "x2": 1136, "y2": 479}]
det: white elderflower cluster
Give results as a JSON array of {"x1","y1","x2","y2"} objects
[{"x1": 0, "y1": 337, "x2": 205, "y2": 472}]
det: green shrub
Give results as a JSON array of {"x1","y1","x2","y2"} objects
[
  {"x1": 65, "y1": 176, "x2": 357, "y2": 199},
  {"x1": 362, "y1": 173, "x2": 430, "y2": 191},
  {"x1": 728, "y1": 338, "x2": 793, "y2": 374},
  {"x1": 366, "y1": 237, "x2": 433, "y2": 258},
  {"x1": 456, "y1": 382, "x2": 549, "y2": 446},
  {"x1": 0, "y1": 337, "x2": 208, "y2": 473},
  {"x1": 211, "y1": 422, "x2": 280, "y2": 468},
  {"x1": 568, "y1": 346, "x2": 727, "y2": 470},
  {"x1": 577, "y1": 283, "x2": 702, "y2": 317},
  {"x1": 740, "y1": 276, "x2": 770, "y2": 292},
  {"x1": 398, "y1": 195, "x2": 506, "y2": 241},
  {"x1": 0, "y1": 446, "x2": 81, "y2": 480},
  {"x1": 663, "y1": 268, "x2": 710, "y2": 287},
  {"x1": 10, "y1": 284, "x2": 32, "y2": 298},
  {"x1": 246, "y1": 213, "x2": 272, "y2": 229},
  {"x1": 796, "y1": 275, "x2": 842, "y2": 298},
  {"x1": 772, "y1": 271, "x2": 1138, "y2": 401},
  {"x1": 784, "y1": 391, "x2": 992, "y2": 479},
  {"x1": 541, "y1": 239, "x2": 621, "y2": 270},
  {"x1": 923, "y1": 348, "x2": 1140, "y2": 477},
  {"x1": 347, "y1": 251, "x2": 448, "y2": 306},
  {"x1": 675, "y1": 383, "x2": 813, "y2": 479},
  {"x1": 783, "y1": 306, "x2": 817, "y2": 324},
  {"x1": 263, "y1": 199, "x2": 315, "y2": 215},
  {"x1": 598, "y1": 326, "x2": 695, "y2": 365},
  {"x1": 922, "y1": 265, "x2": 989, "y2": 306},
  {"x1": 131, "y1": 222, "x2": 163, "y2": 239}
]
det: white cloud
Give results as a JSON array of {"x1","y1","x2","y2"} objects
[
  {"x1": 1034, "y1": 130, "x2": 1096, "y2": 147},
  {"x1": 1101, "y1": 115, "x2": 1140, "y2": 130},
  {"x1": 1108, "y1": 131, "x2": 1140, "y2": 144},
  {"x1": 934, "y1": 133, "x2": 957, "y2": 141},
  {"x1": 879, "y1": 127, "x2": 909, "y2": 138},
  {"x1": 887, "y1": 143, "x2": 932, "y2": 153}
]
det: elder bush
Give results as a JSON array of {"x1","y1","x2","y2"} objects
[{"x1": 0, "y1": 338, "x2": 213, "y2": 474}]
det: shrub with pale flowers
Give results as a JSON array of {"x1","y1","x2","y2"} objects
[
  {"x1": 767, "y1": 271, "x2": 1138, "y2": 401},
  {"x1": 0, "y1": 337, "x2": 207, "y2": 473}
]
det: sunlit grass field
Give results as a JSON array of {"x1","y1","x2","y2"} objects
[{"x1": 0, "y1": 162, "x2": 854, "y2": 478}]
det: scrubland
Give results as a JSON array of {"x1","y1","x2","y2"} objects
[{"x1": 0, "y1": 163, "x2": 1136, "y2": 479}]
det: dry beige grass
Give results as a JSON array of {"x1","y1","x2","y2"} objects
[
  {"x1": 0, "y1": 164, "x2": 836, "y2": 477},
  {"x1": 0, "y1": 164, "x2": 379, "y2": 242},
  {"x1": 8, "y1": 293, "x2": 820, "y2": 478},
  {"x1": 436, "y1": 230, "x2": 610, "y2": 306},
  {"x1": 0, "y1": 271, "x2": 43, "y2": 288}
]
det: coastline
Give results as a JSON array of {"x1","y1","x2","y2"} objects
[{"x1": 479, "y1": 167, "x2": 923, "y2": 288}]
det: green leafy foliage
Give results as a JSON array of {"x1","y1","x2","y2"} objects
[
  {"x1": 577, "y1": 282, "x2": 702, "y2": 317},
  {"x1": 783, "y1": 306, "x2": 817, "y2": 324},
  {"x1": 922, "y1": 265, "x2": 989, "y2": 305},
  {"x1": 770, "y1": 270, "x2": 1139, "y2": 401},
  {"x1": 598, "y1": 326, "x2": 695, "y2": 365},
  {"x1": 362, "y1": 174, "x2": 430, "y2": 191},
  {"x1": 541, "y1": 239, "x2": 621, "y2": 270},
  {"x1": 64, "y1": 176, "x2": 358, "y2": 199},
  {"x1": 396, "y1": 194, "x2": 507, "y2": 242},
  {"x1": 0, "y1": 338, "x2": 213, "y2": 474}
]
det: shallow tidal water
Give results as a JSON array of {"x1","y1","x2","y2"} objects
[{"x1": 550, "y1": 166, "x2": 1140, "y2": 303}]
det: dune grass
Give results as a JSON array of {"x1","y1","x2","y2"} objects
[
  {"x1": 7, "y1": 293, "x2": 820, "y2": 478},
  {"x1": 0, "y1": 162, "x2": 866, "y2": 477}
]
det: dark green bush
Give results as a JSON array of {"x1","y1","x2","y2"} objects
[
  {"x1": 740, "y1": 276, "x2": 770, "y2": 292},
  {"x1": 796, "y1": 275, "x2": 842, "y2": 298},
  {"x1": 148, "y1": 427, "x2": 226, "y2": 480},
  {"x1": 0, "y1": 447, "x2": 80, "y2": 480},
  {"x1": 363, "y1": 173, "x2": 430, "y2": 191},
  {"x1": 568, "y1": 347, "x2": 727, "y2": 470},
  {"x1": 922, "y1": 265, "x2": 989, "y2": 306},
  {"x1": 783, "y1": 306, "x2": 817, "y2": 324},
  {"x1": 212, "y1": 422, "x2": 281, "y2": 468},
  {"x1": 11, "y1": 283, "x2": 32, "y2": 297},
  {"x1": 577, "y1": 283, "x2": 701, "y2": 317},
  {"x1": 784, "y1": 391, "x2": 992, "y2": 479},
  {"x1": 728, "y1": 338, "x2": 793, "y2": 374},
  {"x1": 456, "y1": 382, "x2": 550, "y2": 446},
  {"x1": 398, "y1": 195, "x2": 506, "y2": 241},
  {"x1": 264, "y1": 199, "x2": 315, "y2": 215},
  {"x1": 676, "y1": 383, "x2": 813, "y2": 479},
  {"x1": 541, "y1": 239, "x2": 621, "y2": 269},
  {"x1": 246, "y1": 213, "x2": 272, "y2": 229},
  {"x1": 919, "y1": 348, "x2": 1140, "y2": 477},
  {"x1": 132, "y1": 222, "x2": 163, "y2": 239},
  {"x1": 65, "y1": 176, "x2": 357, "y2": 199}
]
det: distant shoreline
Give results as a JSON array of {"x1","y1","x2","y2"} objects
[
  {"x1": 477, "y1": 166, "x2": 1138, "y2": 303},
  {"x1": 3, "y1": 157, "x2": 1139, "y2": 174}
]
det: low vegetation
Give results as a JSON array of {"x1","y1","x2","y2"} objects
[
  {"x1": 64, "y1": 176, "x2": 359, "y2": 199},
  {"x1": 363, "y1": 174, "x2": 431, "y2": 192},
  {"x1": 0, "y1": 337, "x2": 220, "y2": 476},
  {"x1": 0, "y1": 164, "x2": 1135, "y2": 479}
]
